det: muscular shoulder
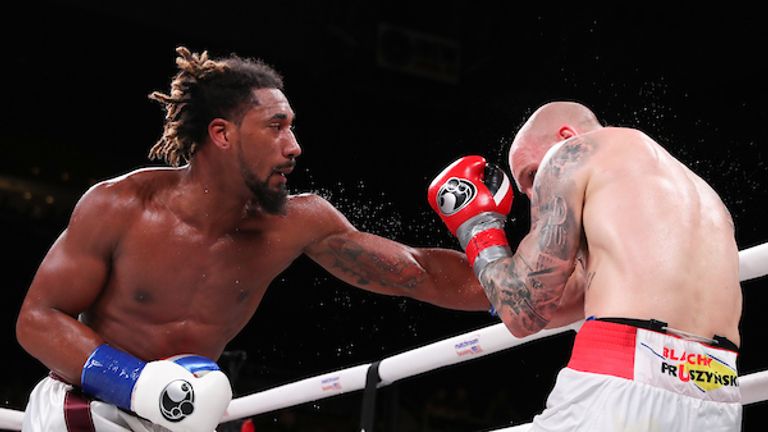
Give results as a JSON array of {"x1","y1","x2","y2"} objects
[
  {"x1": 284, "y1": 192, "x2": 331, "y2": 210},
  {"x1": 544, "y1": 128, "x2": 654, "y2": 178},
  {"x1": 594, "y1": 126, "x2": 649, "y2": 141},
  {"x1": 285, "y1": 193, "x2": 351, "y2": 226},
  {"x1": 72, "y1": 167, "x2": 180, "y2": 227},
  {"x1": 283, "y1": 193, "x2": 355, "y2": 239},
  {"x1": 591, "y1": 127, "x2": 658, "y2": 159},
  {"x1": 538, "y1": 132, "x2": 602, "y2": 186}
]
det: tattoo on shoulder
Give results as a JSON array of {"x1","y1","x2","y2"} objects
[
  {"x1": 536, "y1": 136, "x2": 596, "y2": 190},
  {"x1": 322, "y1": 238, "x2": 426, "y2": 290}
]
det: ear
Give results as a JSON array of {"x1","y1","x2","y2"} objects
[
  {"x1": 208, "y1": 118, "x2": 233, "y2": 149},
  {"x1": 558, "y1": 126, "x2": 576, "y2": 140}
]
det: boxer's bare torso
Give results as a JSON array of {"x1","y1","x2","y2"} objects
[
  {"x1": 504, "y1": 127, "x2": 741, "y2": 345},
  {"x1": 576, "y1": 128, "x2": 740, "y2": 345},
  {"x1": 80, "y1": 169, "x2": 330, "y2": 361}
]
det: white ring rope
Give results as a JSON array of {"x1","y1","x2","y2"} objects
[
  {"x1": 2, "y1": 242, "x2": 767, "y2": 430},
  {"x1": 739, "y1": 241, "x2": 768, "y2": 282},
  {"x1": 224, "y1": 320, "x2": 585, "y2": 422},
  {"x1": 0, "y1": 408, "x2": 24, "y2": 431}
]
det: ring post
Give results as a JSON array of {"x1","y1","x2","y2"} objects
[{"x1": 359, "y1": 361, "x2": 382, "y2": 432}]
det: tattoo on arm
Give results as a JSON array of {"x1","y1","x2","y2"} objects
[
  {"x1": 481, "y1": 256, "x2": 551, "y2": 330},
  {"x1": 539, "y1": 196, "x2": 569, "y2": 255},
  {"x1": 322, "y1": 237, "x2": 427, "y2": 291},
  {"x1": 482, "y1": 136, "x2": 595, "y2": 332}
]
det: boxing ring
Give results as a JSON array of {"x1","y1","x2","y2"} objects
[{"x1": 2, "y1": 242, "x2": 768, "y2": 431}]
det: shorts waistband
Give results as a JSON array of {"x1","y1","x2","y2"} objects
[
  {"x1": 568, "y1": 319, "x2": 639, "y2": 380},
  {"x1": 593, "y1": 317, "x2": 739, "y2": 352},
  {"x1": 567, "y1": 319, "x2": 741, "y2": 402}
]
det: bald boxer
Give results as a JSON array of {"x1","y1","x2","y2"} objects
[
  {"x1": 428, "y1": 101, "x2": 742, "y2": 430},
  {"x1": 16, "y1": 47, "x2": 489, "y2": 432}
]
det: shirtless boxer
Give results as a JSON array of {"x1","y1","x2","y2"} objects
[
  {"x1": 428, "y1": 101, "x2": 742, "y2": 430},
  {"x1": 15, "y1": 47, "x2": 489, "y2": 432}
]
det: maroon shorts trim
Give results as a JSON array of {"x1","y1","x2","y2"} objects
[{"x1": 48, "y1": 372, "x2": 96, "y2": 432}]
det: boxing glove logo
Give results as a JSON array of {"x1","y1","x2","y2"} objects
[
  {"x1": 160, "y1": 379, "x2": 195, "y2": 422},
  {"x1": 436, "y1": 177, "x2": 477, "y2": 215}
]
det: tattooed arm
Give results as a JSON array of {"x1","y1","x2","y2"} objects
[
  {"x1": 481, "y1": 138, "x2": 593, "y2": 337},
  {"x1": 303, "y1": 196, "x2": 490, "y2": 311}
]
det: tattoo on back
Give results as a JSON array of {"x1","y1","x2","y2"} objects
[{"x1": 481, "y1": 136, "x2": 596, "y2": 332}]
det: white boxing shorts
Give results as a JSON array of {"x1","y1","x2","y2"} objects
[
  {"x1": 529, "y1": 319, "x2": 742, "y2": 431},
  {"x1": 22, "y1": 374, "x2": 171, "y2": 432}
]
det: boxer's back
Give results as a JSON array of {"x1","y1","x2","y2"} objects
[{"x1": 579, "y1": 127, "x2": 741, "y2": 344}]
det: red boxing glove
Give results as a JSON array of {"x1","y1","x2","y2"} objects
[{"x1": 428, "y1": 156, "x2": 514, "y2": 277}]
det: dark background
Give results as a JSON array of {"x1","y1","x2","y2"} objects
[{"x1": 3, "y1": 2, "x2": 767, "y2": 430}]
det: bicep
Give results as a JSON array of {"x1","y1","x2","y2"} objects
[
  {"x1": 525, "y1": 139, "x2": 591, "y2": 268},
  {"x1": 524, "y1": 183, "x2": 584, "y2": 280},
  {"x1": 22, "y1": 185, "x2": 121, "y2": 316},
  {"x1": 25, "y1": 228, "x2": 111, "y2": 315}
]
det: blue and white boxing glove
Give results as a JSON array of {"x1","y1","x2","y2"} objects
[{"x1": 81, "y1": 345, "x2": 232, "y2": 432}]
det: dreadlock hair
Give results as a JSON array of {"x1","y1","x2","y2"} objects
[{"x1": 148, "y1": 46, "x2": 284, "y2": 167}]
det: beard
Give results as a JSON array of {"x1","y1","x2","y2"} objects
[{"x1": 239, "y1": 157, "x2": 289, "y2": 216}]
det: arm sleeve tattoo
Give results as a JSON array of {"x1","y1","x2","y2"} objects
[
  {"x1": 320, "y1": 237, "x2": 427, "y2": 291},
  {"x1": 480, "y1": 137, "x2": 595, "y2": 333}
]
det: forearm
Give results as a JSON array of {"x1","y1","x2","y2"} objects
[
  {"x1": 479, "y1": 253, "x2": 569, "y2": 337},
  {"x1": 17, "y1": 306, "x2": 232, "y2": 430},
  {"x1": 16, "y1": 305, "x2": 104, "y2": 385},
  {"x1": 411, "y1": 248, "x2": 490, "y2": 311},
  {"x1": 309, "y1": 230, "x2": 490, "y2": 310}
]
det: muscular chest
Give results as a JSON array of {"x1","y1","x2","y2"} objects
[{"x1": 108, "y1": 217, "x2": 302, "y2": 314}]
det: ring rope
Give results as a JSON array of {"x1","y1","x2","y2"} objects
[
  {"x1": 1, "y1": 242, "x2": 767, "y2": 430},
  {"x1": 0, "y1": 408, "x2": 24, "y2": 431}
]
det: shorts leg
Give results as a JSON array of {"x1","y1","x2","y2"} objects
[
  {"x1": 529, "y1": 368, "x2": 741, "y2": 432},
  {"x1": 21, "y1": 376, "x2": 146, "y2": 432},
  {"x1": 22, "y1": 377, "x2": 68, "y2": 431}
]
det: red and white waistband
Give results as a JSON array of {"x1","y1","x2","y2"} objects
[{"x1": 567, "y1": 319, "x2": 740, "y2": 403}]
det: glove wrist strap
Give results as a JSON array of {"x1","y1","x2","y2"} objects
[
  {"x1": 456, "y1": 212, "x2": 512, "y2": 278},
  {"x1": 456, "y1": 212, "x2": 507, "y2": 249},
  {"x1": 81, "y1": 344, "x2": 145, "y2": 411}
]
